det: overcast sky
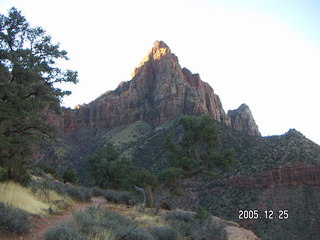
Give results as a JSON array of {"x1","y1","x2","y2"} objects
[{"x1": 1, "y1": 0, "x2": 319, "y2": 144}]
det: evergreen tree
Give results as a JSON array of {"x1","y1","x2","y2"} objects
[
  {"x1": 164, "y1": 115, "x2": 236, "y2": 179},
  {"x1": 0, "y1": 8, "x2": 78, "y2": 182},
  {"x1": 87, "y1": 143, "x2": 133, "y2": 189}
]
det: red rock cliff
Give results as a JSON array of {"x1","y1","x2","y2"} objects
[{"x1": 52, "y1": 41, "x2": 260, "y2": 135}]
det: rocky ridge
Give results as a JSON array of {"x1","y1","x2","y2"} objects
[
  {"x1": 228, "y1": 104, "x2": 261, "y2": 136},
  {"x1": 50, "y1": 41, "x2": 260, "y2": 136}
]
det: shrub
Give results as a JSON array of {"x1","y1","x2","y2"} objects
[
  {"x1": 45, "y1": 223, "x2": 85, "y2": 240},
  {"x1": 104, "y1": 189, "x2": 137, "y2": 205},
  {"x1": 0, "y1": 202, "x2": 31, "y2": 234},
  {"x1": 150, "y1": 226, "x2": 177, "y2": 240},
  {"x1": 37, "y1": 162, "x2": 57, "y2": 177},
  {"x1": 88, "y1": 230, "x2": 116, "y2": 240},
  {"x1": 165, "y1": 209, "x2": 195, "y2": 222},
  {"x1": 64, "y1": 186, "x2": 92, "y2": 202},
  {"x1": 0, "y1": 167, "x2": 8, "y2": 181},
  {"x1": 195, "y1": 206, "x2": 211, "y2": 223},
  {"x1": 191, "y1": 218, "x2": 227, "y2": 240},
  {"x1": 33, "y1": 188, "x2": 73, "y2": 214},
  {"x1": 62, "y1": 170, "x2": 78, "y2": 184},
  {"x1": 92, "y1": 187, "x2": 106, "y2": 197},
  {"x1": 164, "y1": 209, "x2": 227, "y2": 239},
  {"x1": 124, "y1": 227, "x2": 154, "y2": 240},
  {"x1": 62, "y1": 206, "x2": 154, "y2": 240},
  {"x1": 30, "y1": 178, "x2": 93, "y2": 202}
]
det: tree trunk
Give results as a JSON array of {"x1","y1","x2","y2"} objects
[
  {"x1": 133, "y1": 185, "x2": 154, "y2": 208},
  {"x1": 145, "y1": 185, "x2": 154, "y2": 208}
]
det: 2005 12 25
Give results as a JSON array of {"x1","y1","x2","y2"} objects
[{"x1": 238, "y1": 210, "x2": 289, "y2": 220}]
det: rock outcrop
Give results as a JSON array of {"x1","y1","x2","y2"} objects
[
  {"x1": 227, "y1": 104, "x2": 261, "y2": 136},
  {"x1": 50, "y1": 41, "x2": 260, "y2": 136}
]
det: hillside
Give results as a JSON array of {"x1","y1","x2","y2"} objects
[
  {"x1": 117, "y1": 119, "x2": 320, "y2": 240},
  {"x1": 0, "y1": 179, "x2": 260, "y2": 240},
  {"x1": 42, "y1": 41, "x2": 320, "y2": 240}
]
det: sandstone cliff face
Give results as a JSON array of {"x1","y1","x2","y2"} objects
[
  {"x1": 51, "y1": 41, "x2": 260, "y2": 136},
  {"x1": 227, "y1": 104, "x2": 261, "y2": 136}
]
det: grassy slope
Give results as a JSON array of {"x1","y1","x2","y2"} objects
[{"x1": 0, "y1": 180, "x2": 73, "y2": 216}]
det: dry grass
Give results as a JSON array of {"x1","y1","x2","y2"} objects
[
  {"x1": 118, "y1": 205, "x2": 165, "y2": 228},
  {"x1": 34, "y1": 188, "x2": 74, "y2": 214},
  {"x1": 0, "y1": 181, "x2": 73, "y2": 215},
  {"x1": 0, "y1": 181, "x2": 50, "y2": 215},
  {"x1": 88, "y1": 230, "x2": 116, "y2": 240}
]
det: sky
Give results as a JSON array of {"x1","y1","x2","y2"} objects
[{"x1": 1, "y1": 0, "x2": 319, "y2": 144}]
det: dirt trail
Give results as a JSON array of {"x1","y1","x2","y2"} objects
[{"x1": 2, "y1": 197, "x2": 108, "y2": 240}]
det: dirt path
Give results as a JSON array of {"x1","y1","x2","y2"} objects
[{"x1": 2, "y1": 197, "x2": 108, "y2": 240}]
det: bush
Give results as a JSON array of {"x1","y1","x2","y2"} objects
[
  {"x1": 191, "y1": 218, "x2": 227, "y2": 240},
  {"x1": 195, "y1": 206, "x2": 211, "y2": 223},
  {"x1": 164, "y1": 209, "x2": 227, "y2": 239},
  {"x1": 30, "y1": 178, "x2": 93, "y2": 202},
  {"x1": 0, "y1": 168, "x2": 8, "y2": 181},
  {"x1": 150, "y1": 226, "x2": 177, "y2": 240},
  {"x1": 37, "y1": 162, "x2": 57, "y2": 177},
  {"x1": 104, "y1": 189, "x2": 137, "y2": 205},
  {"x1": 64, "y1": 186, "x2": 92, "y2": 202},
  {"x1": 0, "y1": 202, "x2": 31, "y2": 234},
  {"x1": 58, "y1": 206, "x2": 154, "y2": 240},
  {"x1": 88, "y1": 230, "x2": 116, "y2": 240},
  {"x1": 165, "y1": 209, "x2": 195, "y2": 222},
  {"x1": 62, "y1": 170, "x2": 78, "y2": 184},
  {"x1": 33, "y1": 188, "x2": 73, "y2": 214},
  {"x1": 124, "y1": 227, "x2": 154, "y2": 240},
  {"x1": 92, "y1": 187, "x2": 107, "y2": 197},
  {"x1": 45, "y1": 223, "x2": 85, "y2": 240}
]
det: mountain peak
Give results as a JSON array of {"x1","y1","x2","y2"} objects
[
  {"x1": 53, "y1": 41, "x2": 260, "y2": 137},
  {"x1": 131, "y1": 40, "x2": 175, "y2": 78},
  {"x1": 150, "y1": 40, "x2": 171, "y2": 59}
]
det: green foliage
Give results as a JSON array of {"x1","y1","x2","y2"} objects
[
  {"x1": 158, "y1": 167, "x2": 184, "y2": 188},
  {"x1": 163, "y1": 115, "x2": 236, "y2": 184},
  {"x1": 0, "y1": 202, "x2": 31, "y2": 234},
  {"x1": 195, "y1": 206, "x2": 211, "y2": 223},
  {"x1": 62, "y1": 169, "x2": 78, "y2": 184},
  {"x1": 131, "y1": 168, "x2": 158, "y2": 189},
  {"x1": 0, "y1": 167, "x2": 8, "y2": 181},
  {"x1": 0, "y1": 7, "x2": 78, "y2": 183},
  {"x1": 37, "y1": 162, "x2": 57, "y2": 177},
  {"x1": 87, "y1": 143, "x2": 134, "y2": 189}
]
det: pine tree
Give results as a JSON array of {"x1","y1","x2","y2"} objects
[{"x1": 0, "y1": 8, "x2": 78, "y2": 182}]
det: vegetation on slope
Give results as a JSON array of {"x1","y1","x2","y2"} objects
[
  {"x1": 0, "y1": 180, "x2": 73, "y2": 215},
  {"x1": 45, "y1": 205, "x2": 227, "y2": 240},
  {"x1": 0, "y1": 178, "x2": 74, "y2": 235}
]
